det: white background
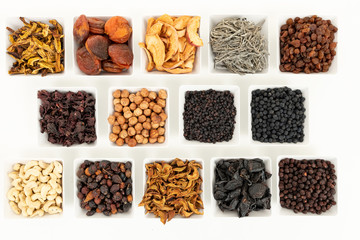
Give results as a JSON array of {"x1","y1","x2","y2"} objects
[{"x1": 0, "y1": 0, "x2": 359, "y2": 239}]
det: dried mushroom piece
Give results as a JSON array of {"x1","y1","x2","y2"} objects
[
  {"x1": 7, "y1": 17, "x2": 64, "y2": 76},
  {"x1": 139, "y1": 158, "x2": 203, "y2": 224}
]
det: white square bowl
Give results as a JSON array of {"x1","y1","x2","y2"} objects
[
  {"x1": 4, "y1": 16, "x2": 66, "y2": 78},
  {"x1": 140, "y1": 158, "x2": 205, "y2": 223},
  {"x1": 248, "y1": 85, "x2": 309, "y2": 145},
  {"x1": 73, "y1": 158, "x2": 135, "y2": 218},
  {"x1": 179, "y1": 85, "x2": 240, "y2": 146},
  {"x1": 208, "y1": 15, "x2": 269, "y2": 74},
  {"x1": 276, "y1": 156, "x2": 338, "y2": 216},
  {"x1": 139, "y1": 15, "x2": 203, "y2": 75},
  {"x1": 37, "y1": 87, "x2": 98, "y2": 147},
  {"x1": 107, "y1": 87, "x2": 170, "y2": 148},
  {"x1": 210, "y1": 157, "x2": 272, "y2": 218},
  {"x1": 72, "y1": 15, "x2": 133, "y2": 76},
  {"x1": 277, "y1": 15, "x2": 338, "y2": 75},
  {"x1": 3, "y1": 158, "x2": 65, "y2": 219}
]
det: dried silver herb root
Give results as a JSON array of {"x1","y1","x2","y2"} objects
[{"x1": 210, "y1": 17, "x2": 268, "y2": 74}]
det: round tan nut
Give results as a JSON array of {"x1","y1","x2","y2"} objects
[
  {"x1": 129, "y1": 93, "x2": 136, "y2": 102},
  {"x1": 134, "y1": 108, "x2": 143, "y2": 116},
  {"x1": 117, "y1": 116, "x2": 126, "y2": 125},
  {"x1": 108, "y1": 115, "x2": 116, "y2": 125},
  {"x1": 135, "y1": 134, "x2": 144, "y2": 144},
  {"x1": 116, "y1": 138, "x2": 124, "y2": 146},
  {"x1": 142, "y1": 137, "x2": 149, "y2": 144},
  {"x1": 112, "y1": 125, "x2": 121, "y2": 134},
  {"x1": 150, "y1": 129, "x2": 159, "y2": 138},
  {"x1": 115, "y1": 104, "x2": 123, "y2": 112},
  {"x1": 120, "y1": 89, "x2": 130, "y2": 98},
  {"x1": 128, "y1": 138, "x2": 137, "y2": 147},
  {"x1": 142, "y1": 129, "x2": 149, "y2": 138},
  {"x1": 119, "y1": 130, "x2": 128, "y2": 139},
  {"x1": 114, "y1": 112, "x2": 120, "y2": 117},
  {"x1": 123, "y1": 107, "x2": 130, "y2": 113},
  {"x1": 149, "y1": 137, "x2": 157, "y2": 144},
  {"x1": 143, "y1": 122, "x2": 151, "y2": 130},
  {"x1": 138, "y1": 115, "x2": 146, "y2": 123},
  {"x1": 109, "y1": 133, "x2": 118, "y2": 142},
  {"x1": 128, "y1": 117, "x2": 138, "y2": 126},
  {"x1": 151, "y1": 123, "x2": 160, "y2": 129},
  {"x1": 159, "y1": 121, "x2": 165, "y2": 126},
  {"x1": 140, "y1": 88, "x2": 149, "y2": 97},
  {"x1": 159, "y1": 113, "x2": 167, "y2": 121},
  {"x1": 158, "y1": 89, "x2": 167, "y2": 99},
  {"x1": 157, "y1": 136, "x2": 165, "y2": 143},
  {"x1": 113, "y1": 90, "x2": 121, "y2": 98},
  {"x1": 127, "y1": 127, "x2": 136, "y2": 136},
  {"x1": 157, "y1": 99, "x2": 166, "y2": 108},
  {"x1": 139, "y1": 101, "x2": 149, "y2": 110},
  {"x1": 124, "y1": 111, "x2": 133, "y2": 119},
  {"x1": 149, "y1": 102, "x2": 155, "y2": 109},
  {"x1": 121, "y1": 123, "x2": 129, "y2": 130},
  {"x1": 144, "y1": 109, "x2": 151, "y2": 116},
  {"x1": 135, "y1": 123, "x2": 143, "y2": 132},
  {"x1": 134, "y1": 95, "x2": 143, "y2": 105},
  {"x1": 113, "y1": 98, "x2": 121, "y2": 105},
  {"x1": 120, "y1": 98, "x2": 130, "y2": 106},
  {"x1": 149, "y1": 91, "x2": 157, "y2": 100},
  {"x1": 129, "y1": 102, "x2": 137, "y2": 111},
  {"x1": 153, "y1": 104, "x2": 162, "y2": 113},
  {"x1": 158, "y1": 127, "x2": 165, "y2": 136},
  {"x1": 151, "y1": 114, "x2": 162, "y2": 124}
]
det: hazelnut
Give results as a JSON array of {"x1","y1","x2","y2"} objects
[
  {"x1": 117, "y1": 116, "x2": 126, "y2": 125},
  {"x1": 157, "y1": 99, "x2": 166, "y2": 108},
  {"x1": 108, "y1": 115, "x2": 116, "y2": 125},
  {"x1": 121, "y1": 123, "x2": 128, "y2": 130},
  {"x1": 135, "y1": 134, "x2": 144, "y2": 144},
  {"x1": 127, "y1": 127, "x2": 136, "y2": 136},
  {"x1": 128, "y1": 138, "x2": 137, "y2": 147},
  {"x1": 139, "y1": 101, "x2": 149, "y2": 110},
  {"x1": 120, "y1": 98, "x2": 130, "y2": 106},
  {"x1": 124, "y1": 136, "x2": 130, "y2": 144},
  {"x1": 159, "y1": 121, "x2": 165, "y2": 127},
  {"x1": 149, "y1": 137, "x2": 157, "y2": 144},
  {"x1": 109, "y1": 133, "x2": 118, "y2": 142},
  {"x1": 121, "y1": 89, "x2": 129, "y2": 98},
  {"x1": 114, "y1": 121, "x2": 119, "y2": 126},
  {"x1": 142, "y1": 129, "x2": 149, "y2": 138},
  {"x1": 150, "y1": 129, "x2": 159, "y2": 138},
  {"x1": 115, "y1": 104, "x2": 123, "y2": 112},
  {"x1": 116, "y1": 137, "x2": 124, "y2": 146},
  {"x1": 134, "y1": 95, "x2": 143, "y2": 105},
  {"x1": 135, "y1": 123, "x2": 143, "y2": 132},
  {"x1": 159, "y1": 113, "x2": 167, "y2": 121},
  {"x1": 158, "y1": 89, "x2": 167, "y2": 99},
  {"x1": 151, "y1": 114, "x2": 162, "y2": 124},
  {"x1": 124, "y1": 111, "x2": 133, "y2": 119},
  {"x1": 144, "y1": 109, "x2": 151, "y2": 116},
  {"x1": 113, "y1": 90, "x2": 121, "y2": 98},
  {"x1": 114, "y1": 112, "x2": 120, "y2": 117},
  {"x1": 119, "y1": 130, "x2": 128, "y2": 139},
  {"x1": 113, "y1": 98, "x2": 121, "y2": 105},
  {"x1": 134, "y1": 108, "x2": 143, "y2": 116},
  {"x1": 146, "y1": 118, "x2": 151, "y2": 123},
  {"x1": 149, "y1": 91, "x2": 157, "y2": 100},
  {"x1": 144, "y1": 97, "x2": 151, "y2": 103},
  {"x1": 149, "y1": 102, "x2": 155, "y2": 109},
  {"x1": 153, "y1": 104, "x2": 162, "y2": 113},
  {"x1": 123, "y1": 106, "x2": 130, "y2": 112},
  {"x1": 129, "y1": 117, "x2": 138, "y2": 126},
  {"x1": 112, "y1": 125, "x2": 121, "y2": 134},
  {"x1": 129, "y1": 93, "x2": 136, "y2": 102},
  {"x1": 129, "y1": 103, "x2": 137, "y2": 111},
  {"x1": 140, "y1": 88, "x2": 149, "y2": 97},
  {"x1": 142, "y1": 137, "x2": 149, "y2": 144},
  {"x1": 157, "y1": 136, "x2": 165, "y2": 143},
  {"x1": 138, "y1": 115, "x2": 146, "y2": 123},
  {"x1": 136, "y1": 91, "x2": 141, "y2": 96},
  {"x1": 151, "y1": 123, "x2": 159, "y2": 129},
  {"x1": 143, "y1": 122, "x2": 151, "y2": 130},
  {"x1": 158, "y1": 127, "x2": 165, "y2": 136}
]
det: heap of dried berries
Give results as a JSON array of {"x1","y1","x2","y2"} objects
[
  {"x1": 6, "y1": 17, "x2": 64, "y2": 76},
  {"x1": 77, "y1": 160, "x2": 133, "y2": 216},
  {"x1": 214, "y1": 158, "x2": 272, "y2": 217},
  {"x1": 74, "y1": 15, "x2": 133, "y2": 75},
  {"x1": 139, "y1": 158, "x2": 204, "y2": 224},
  {"x1": 38, "y1": 90, "x2": 97, "y2": 146}
]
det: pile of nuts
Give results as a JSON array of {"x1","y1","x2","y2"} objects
[
  {"x1": 7, "y1": 160, "x2": 63, "y2": 217},
  {"x1": 76, "y1": 160, "x2": 133, "y2": 216},
  {"x1": 279, "y1": 15, "x2": 338, "y2": 73},
  {"x1": 108, "y1": 88, "x2": 168, "y2": 147}
]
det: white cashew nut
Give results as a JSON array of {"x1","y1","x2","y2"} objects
[
  {"x1": 24, "y1": 169, "x2": 41, "y2": 179},
  {"x1": 9, "y1": 201, "x2": 21, "y2": 215},
  {"x1": 24, "y1": 160, "x2": 39, "y2": 171},
  {"x1": 11, "y1": 179, "x2": 23, "y2": 191},
  {"x1": 55, "y1": 196, "x2": 62, "y2": 207},
  {"x1": 13, "y1": 163, "x2": 21, "y2": 171},
  {"x1": 38, "y1": 161, "x2": 49, "y2": 169},
  {"x1": 25, "y1": 196, "x2": 41, "y2": 209},
  {"x1": 41, "y1": 184, "x2": 51, "y2": 199},
  {"x1": 7, "y1": 188, "x2": 19, "y2": 202},
  {"x1": 8, "y1": 171, "x2": 19, "y2": 180},
  {"x1": 31, "y1": 209, "x2": 44, "y2": 217},
  {"x1": 38, "y1": 174, "x2": 50, "y2": 183},
  {"x1": 43, "y1": 200, "x2": 55, "y2": 212},
  {"x1": 43, "y1": 162, "x2": 54, "y2": 176},
  {"x1": 47, "y1": 206, "x2": 62, "y2": 214}
]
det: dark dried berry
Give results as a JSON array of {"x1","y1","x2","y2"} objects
[
  {"x1": 112, "y1": 174, "x2": 122, "y2": 183},
  {"x1": 111, "y1": 162, "x2": 119, "y2": 172},
  {"x1": 125, "y1": 161, "x2": 132, "y2": 169},
  {"x1": 81, "y1": 186, "x2": 89, "y2": 195},
  {"x1": 125, "y1": 169, "x2": 131, "y2": 178},
  {"x1": 88, "y1": 164, "x2": 97, "y2": 175},
  {"x1": 100, "y1": 185, "x2": 109, "y2": 195},
  {"x1": 103, "y1": 210, "x2": 111, "y2": 216},
  {"x1": 110, "y1": 184, "x2": 120, "y2": 194},
  {"x1": 86, "y1": 210, "x2": 96, "y2": 216},
  {"x1": 99, "y1": 160, "x2": 110, "y2": 169},
  {"x1": 112, "y1": 192, "x2": 122, "y2": 202},
  {"x1": 88, "y1": 182, "x2": 98, "y2": 190},
  {"x1": 77, "y1": 192, "x2": 84, "y2": 199}
]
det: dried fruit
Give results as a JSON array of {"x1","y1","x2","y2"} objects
[
  {"x1": 186, "y1": 16, "x2": 203, "y2": 47},
  {"x1": 108, "y1": 44, "x2": 133, "y2": 69},
  {"x1": 73, "y1": 14, "x2": 89, "y2": 44},
  {"x1": 85, "y1": 35, "x2": 110, "y2": 60},
  {"x1": 76, "y1": 47, "x2": 101, "y2": 75},
  {"x1": 102, "y1": 60, "x2": 123, "y2": 73},
  {"x1": 6, "y1": 17, "x2": 64, "y2": 76},
  {"x1": 139, "y1": 159, "x2": 204, "y2": 224},
  {"x1": 105, "y1": 16, "x2": 132, "y2": 43},
  {"x1": 87, "y1": 17, "x2": 105, "y2": 34}
]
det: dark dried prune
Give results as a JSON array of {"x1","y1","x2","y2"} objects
[
  {"x1": 76, "y1": 46, "x2": 101, "y2": 75},
  {"x1": 224, "y1": 179, "x2": 243, "y2": 191},
  {"x1": 214, "y1": 190, "x2": 227, "y2": 200},
  {"x1": 85, "y1": 35, "x2": 110, "y2": 60},
  {"x1": 108, "y1": 43, "x2": 133, "y2": 69}
]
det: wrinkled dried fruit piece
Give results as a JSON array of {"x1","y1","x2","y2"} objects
[
  {"x1": 173, "y1": 16, "x2": 191, "y2": 30},
  {"x1": 76, "y1": 46, "x2": 101, "y2": 75},
  {"x1": 102, "y1": 60, "x2": 123, "y2": 73},
  {"x1": 108, "y1": 44, "x2": 133, "y2": 69},
  {"x1": 145, "y1": 34, "x2": 165, "y2": 67},
  {"x1": 155, "y1": 14, "x2": 173, "y2": 25},
  {"x1": 163, "y1": 24, "x2": 179, "y2": 62},
  {"x1": 139, "y1": 42, "x2": 155, "y2": 71},
  {"x1": 87, "y1": 17, "x2": 105, "y2": 34},
  {"x1": 147, "y1": 22, "x2": 163, "y2": 35},
  {"x1": 74, "y1": 15, "x2": 89, "y2": 44},
  {"x1": 85, "y1": 35, "x2": 110, "y2": 60},
  {"x1": 186, "y1": 16, "x2": 203, "y2": 47},
  {"x1": 105, "y1": 16, "x2": 132, "y2": 43}
]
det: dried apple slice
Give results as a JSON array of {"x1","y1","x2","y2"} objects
[
  {"x1": 186, "y1": 16, "x2": 203, "y2": 47},
  {"x1": 147, "y1": 22, "x2": 163, "y2": 35},
  {"x1": 183, "y1": 55, "x2": 195, "y2": 69},
  {"x1": 178, "y1": 37, "x2": 187, "y2": 53},
  {"x1": 146, "y1": 17, "x2": 155, "y2": 33},
  {"x1": 163, "y1": 60, "x2": 184, "y2": 69},
  {"x1": 177, "y1": 29, "x2": 186, "y2": 38},
  {"x1": 139, "y1": 42, "x2": 155, "y2": 72},
  {"x1": 182, "y1": 44, "x2": 196, "y2": 61},
  {"x1": 162, "y1": 67, "x2": 193, "y2": 74},
  {"x1": 162, "y1": 24, "x2": 179, "y2": 62},
  {"x1": 145, "y1": 34, "x2": 165, "y2": 67},
  {"x1": 173, "y1": 16, "x2": 191, "y2": 30},
  {"x1": 155, "y1": 14, "x2": 173, "y2": 25}
]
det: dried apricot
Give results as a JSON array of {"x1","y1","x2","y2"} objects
[
  {"x1": 87, "y1": 17, "x2": 105, "y2": 34},
  {"x1": 85, "y1": 35, "x2": 110, "y2": 60},
  {"x1": 108, "y1": 44, "x2": 133, "y2": 69},
  {"x1": 102, "y1": 60, "x2": 123, "y2": 73},
  {"x1": 105, "y1": 16, "x2": 132, "y2": 43},
  {"x1": 73, "y1": 15, "x2": 89, "y2": 44},
  {"x1": 76, "y1": 47, "x2": 101, "y2": 75}
]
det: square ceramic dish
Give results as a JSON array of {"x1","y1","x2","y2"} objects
[
  {"x1": 141, "y1": 158, "x2": 206, "y2": 222},
  {"x1": 209, "y1": 156, "x2": 273, "y2": 218},
  {"x1": 179, "y1": 85, "x2": 241, "y2": 146},
  {"x1": 4, "y1": 16, "x2": 66, "y2": 78},
  {"x1": 37, "y1": 87, "x2": 98, "y2": 147},
  {"x1": 276, "y1": 15, "x2": 338, "y2": 75},
  {"x1": 208, "y1": 14, "x2": 269, "y2": 74},
  {"x1": 107, "y1": 86, "x2": 170, "y2": 148},
  {"x1": 248, "y1": 85, "x2": 309, "y2": 145},
  {"x1": 72, "y1": 15, "x2": 134, "y2": 76},
  {"x1": 276, "y1": 155, "x2": 338, "y2": 216},
  {"x1": 139, "y1": 15, "x2": 203, "y2": 75},
  {"x1": 73, "y1": 158, "x2": 135, "y2": 218},
  {"x1": 3, "y1": 158, "x2": 65, "y2": 219}
]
